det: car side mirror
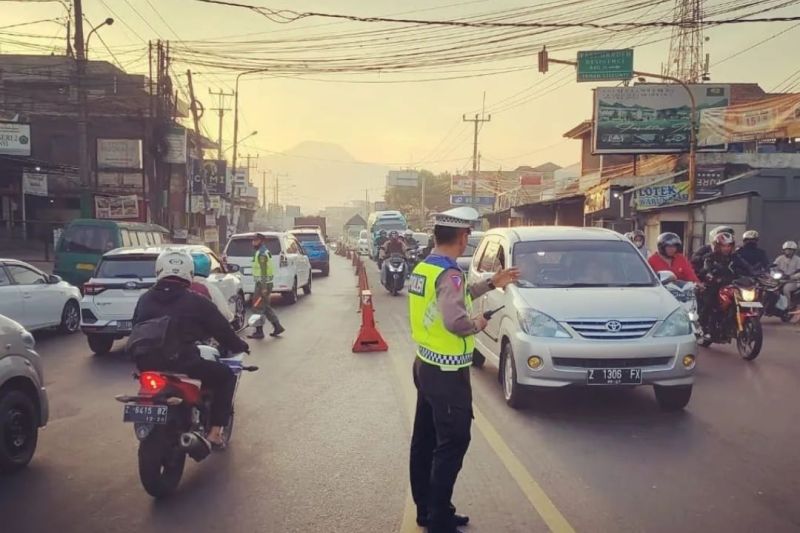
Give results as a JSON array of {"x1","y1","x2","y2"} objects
[
  {"x1": 226, "y1": 263, "x2": 240, "y2": 273},
  {"x1": 657, "y1": 270, "x2": 677, "y2": 284},
  {"x1": 48, "y1": 274, "x2": 62, "y2": 284}
]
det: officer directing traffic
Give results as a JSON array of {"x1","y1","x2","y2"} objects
[
  {"x1": 249, "y1": 233, "x2": 285, "y2": 339},
  {"x1": 408, "y1": 207, "x2": 519, "y2": 533}
]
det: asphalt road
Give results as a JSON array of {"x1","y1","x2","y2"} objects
[{"x1": 2, "y1": 256, "x2": 799, "y2": 532}]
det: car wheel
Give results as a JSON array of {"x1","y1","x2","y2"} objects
[
  {"x1": 472, "y1": 349, "x2": 486, "y2": 369},
  {"x1": 87, "y1": 334, "x2": 114, "y2": 355},
  {"x1": 59, "y1": 300, "x2": 81, "y2": 334},
  {"x1": 282, "y1": 278, "x2": 298, "y2": 305},
  {"x1": 321, "y1": 265, "x2": 330, "y2": 277},
  {"x1": 0, "y1": 388, "x2": 39, "y2": 474},
  {"x1": 500, "y1": 343, "x2": 524, "y2": 409},
  {"x1": 232, "y1": 293, "x2": 246, "y2": 329},
  {"x1": 654, "y1": 384, "x2": 692, "y2": 411},
  {"x1": 303, "y1": 273, "x2": 312, "y2": 295}
]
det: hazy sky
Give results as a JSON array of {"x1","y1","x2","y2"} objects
[{"x1": 4, "y1": 0, "x2": 800, "y2": 208}]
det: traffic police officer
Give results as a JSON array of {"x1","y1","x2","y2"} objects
[
  {"x1": 408, "y1": 207, "x2": 519, "y2": 533},
  {"x1": 249, "y1": 233, "x2": 285, "y2": 339}
]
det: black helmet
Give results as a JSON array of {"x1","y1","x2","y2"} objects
[
  {"x1": 379, "y1": 230, "x2": 387, "y2": 236},
  {"x1": 389, "y1": 230, "x2": 399, "y2": 239},
  {"x1": 657, "y1": 232, "x2": 682, "y2": 255}
]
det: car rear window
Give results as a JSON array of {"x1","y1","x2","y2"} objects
[
  {"x1": 61, "y1": 224, "x2": 116, "y2": 254},
  {"x1": 95, "y1": 256, "x2": 156, "y2": 279},
  {"x1": 513, "y1": 240, "x2": 657, "y2": 288},
  {"x1": 226, "y1": 237, "x2": 281, "y2": 257},
  {"x1": 292, "y1": 233, "x2": 323, "y2": 243}
]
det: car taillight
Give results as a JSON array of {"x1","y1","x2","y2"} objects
[
  {"x1": 139, "y1": 372, "x2": 168, "y2": 392},
  {"x1": 83, "y1": 284, "x2": 107, "y2": 295},
  {"x1": 280, "y1": 254, "x2": 288, "y2": 267}
]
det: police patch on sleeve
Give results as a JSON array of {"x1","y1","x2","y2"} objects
[
  {"x1": 408, "y1": 273, "x2": 426, "y2": 296},
  {"x1": 449, "y1": 274, "x2": 463, "y2": 290}
]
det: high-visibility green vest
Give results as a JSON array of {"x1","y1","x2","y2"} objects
[
  {"x1": 252, "y1": 248, "x2": 274, "y2": 283},
  {"x1": 408, "y1": 260, "x2": 473, "y2": 369}
]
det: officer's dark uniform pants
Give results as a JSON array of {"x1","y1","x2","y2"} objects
[
  {"x1": 410, "y1": 357, "x2": 472, "y2": 532},
  {"x1": 254, "y1": 281, "x2": 280, "y2": 326}
]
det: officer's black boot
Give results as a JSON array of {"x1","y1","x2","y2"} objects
[
  {"x1": 270, "y1": 323, "x2": 285, "y2": 337},
  {"x1": 248, "y1": 326, "x2": 265, "y2": 339}
]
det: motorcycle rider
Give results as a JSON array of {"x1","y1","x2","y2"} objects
[
  {"x1": 735, "y1": 230, "x2": 770, "y2": 274},
  {"x1": 190, "y1": 251, "x2": 234, "y2": 323},
  {"x1": 698, "y1": 233, "x2": 752, "y2": 336},
  {"x1": 774, "y1": 241, "x2": 800, "y2": 305},
  {"x1": 131, "y1": 250, "x2": 249, "y2": 448},
  {"x1": 420, "y1": 234, "x2": 435, "y2": 259},
  {"x1": 647, "y1": 232, "x2": 701, "y2": 283},
  {"x1": 375, "y1": 229, "x2": 389, "y2": 267},
  {"x1": 404, "y1": 229, "x2": 419, "y2": 250},
  {"x1": 381, "y1": 230, "x2": 408, "y2": 285},
  {"x1": 692, "y1": 225, "x2": 734, "y2": 273},
  {"x1": 627, "y1": 229, "x2": 648, "y2": 257}
]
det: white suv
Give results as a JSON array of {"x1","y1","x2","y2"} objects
[
  {"x1": 223, "y1": 232, "x2": 312, "y2": 305},
  {"x1": 80, "y1": 245, "x2": 245, "y2": 355}
]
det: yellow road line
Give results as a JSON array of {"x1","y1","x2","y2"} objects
[{"x1": 473, "y1": 404, "x2": 576, "y2": 533}]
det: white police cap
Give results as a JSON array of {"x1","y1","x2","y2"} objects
[{"x1": 432, "y1": 206, "x2": 479, "y2": 228}]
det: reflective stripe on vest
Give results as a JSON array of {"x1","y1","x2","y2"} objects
[
  {"x1": 408, "y1": 260, "x2": 473, "y2": 370},
  {"x1": 252, "y1": 249, "x2": 274, "y2": 283}
]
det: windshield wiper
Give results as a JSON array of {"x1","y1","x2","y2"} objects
[
  {"x1": 558, "y1": 282, "x2": 614, "y2": 288},
  {"x1": 615, "y1": 282, "x2": 655, "y2": 287},
  {"x1": 112, "y1": 274, "x2": 143, "y2": 279}
]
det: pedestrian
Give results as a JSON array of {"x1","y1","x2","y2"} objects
[
  {"x1": 248, "y1": 233, "x2": 285, "y2": 339},
  {"x1": 408, "y1": 206, "x2": 519, "y2": 533}
]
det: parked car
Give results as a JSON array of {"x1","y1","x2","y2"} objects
[
  {"x1": 468, "y1": 227, "x2": 696, "y2": 411},
  {"x1": 54, "y1": 219, "x2": 169, "y2": 288},
  {"x1": 289, "y1": 228, "x2": 330, "y2": 276},
  {"x1": 456, "y1": 231, "x2": 486, "y2": 271},
  {"x1": 0, "y1": 259, "x2": 82, "y2": 334},
  {"x1": 80, "y1": 245, "x2": 245, "y2": 355},
  {"x1": 223, "y1": 232, "x2": 312, "y2": 304},
  {"x1": 0, "y1": 314, "x2": 49, "y2": 473}
]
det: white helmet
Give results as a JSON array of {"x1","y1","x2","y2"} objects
[
  {"x1": 155, "y1": 249, "x2": 194, "y2": 284},
  {"x1": 783, "y1": 241, "x2": 798, "y2": 251},
  {"x1": 709, "y1": 225, "x2": 734, "y2": 241}
]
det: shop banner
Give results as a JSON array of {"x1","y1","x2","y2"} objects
[
  {"x1": 696, "y1": 165, "x2": 725, "y2": 198},
  {"x1": 594, "y1": 84, "x2": 729, "y2": 153},
  {"x1": 584, "y1": 186, "x2": 610, "y2": 214},
  {"x1": 698, "y1": 93, "x2": 800, "y2": 147},
  {"x1": 22, "y1": 171, "x2": 48, "y2": 196},
  {"x1": 95, "y1": 195, "x2": 140, "y2": 219},
  {"x1": 203, "y1": 160, "x2": 227, "y2": 195},
  {"x1": 164, "y1": 126, "x2": 187, "y2": 164},
  {"x1": 97, "y1": 139, "x2": 143, "y2": 169},
  {"x1": 632, "y1": 182, "x2": 689, "y2": 209},
  {"x1": 97, "y1": 171, "x2": 143, "y2": 189},
  {"x1": 0, "y1": 122, "x2": 31, "y2": 156}
]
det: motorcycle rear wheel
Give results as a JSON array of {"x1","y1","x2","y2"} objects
[
  {"x1": 138, "y1": 428, "x2": 186, "y2": 498},
  {"x1": 736, "y1": 318, "x2": 763, "y2": 361}
]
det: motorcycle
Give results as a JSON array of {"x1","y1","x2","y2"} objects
[
  {"x1": 660, "y1": 272, "x2": 701, "y2": 339},
  {"x1": 382, "y1": 253, "x2": 407, "y2": 296},
  {"x1": 406, "y1": 248, "x2": 420, "y2": 277},
  {"x1": 700, "y1": 277, "x2": 764, "y2": 360},
  {"x1": 758, "y1": 269, "x2": 790, "y2": 320},
  {"x1": 115, "y1": 317, "x2": 260, "y2": 498}
]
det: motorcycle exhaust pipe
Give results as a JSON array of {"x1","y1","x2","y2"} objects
[{"x1": 180, "y1": 432, "x2": 211, "y2": 462}]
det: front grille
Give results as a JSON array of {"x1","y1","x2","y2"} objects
[
  {"x1": 552, "y1": 357, "x2": 673, "y2": 368},
  {"x1": 81, "y1": 309, "x2": 97, "y2": 323},
  {"x1": 567, "y1": 319, "x2": 657, "y2": 339}
]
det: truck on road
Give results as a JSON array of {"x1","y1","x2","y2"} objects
[{"x1": 293, "y1": 216, "x2": 327, "y2": 241}]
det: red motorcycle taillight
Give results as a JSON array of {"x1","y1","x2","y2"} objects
[
  {"x1": 83, "y1": 284, "x2": 107, "y2": 295},
  {"x1": 139, "y1": 372, "x2": 168, "y2": 393}
]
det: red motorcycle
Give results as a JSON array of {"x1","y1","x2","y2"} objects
[
  {"x1": 115, "y1": 345, "x2": 257, "y2": 498},
  {"x1": 700, "y1": 277, "x2": 764, "y2": 360}
]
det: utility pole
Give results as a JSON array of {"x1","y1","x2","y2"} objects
[
  {"x1": 463, "y1": 110, "x2": 491, "y2": 207},
  {"x1": 209, "y1": 88, "x2": 233, "y2": 161},
  {"x1": 73, "y1": 0, "x2": 90, "y2": 210},
  {"x1": 419, "y1": 173, "x2": 426, "y2": 228},
  {"x1": 261, "y1": 170, "x2": 267, "y2": 209}
]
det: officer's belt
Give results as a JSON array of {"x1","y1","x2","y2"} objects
[{"x1": 416, "y1": 346, "x2": 472, "y2": 367}]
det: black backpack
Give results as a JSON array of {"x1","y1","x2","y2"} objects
[{"x1": 125, "y1": 315, "x2": 182, "y2": 362}]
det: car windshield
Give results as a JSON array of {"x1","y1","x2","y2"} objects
[
  {"x1": 226, "y1": 237, "x2": 281, "y2": 257},
  {"x1": 61, "y1": 225, "x2": 116, "y2": 254},
  {"x1": 513, "y1": 239, "x2": 657, "y2": 288},
  {"x1": 374, "y1": 221, "x2": 407, "y2": 233},
  {"x1": 461, "y1": 234, "x2": 484, "y2": 257},
  {"x1": 95, "y1": 256, "x2": 156, "y2": 279}
]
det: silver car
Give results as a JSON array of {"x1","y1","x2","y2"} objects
[
  {"x1": 0, "y1": 314, "x2": 49, "y2": 473},
  {"x1": 468, "y1": 227, "x2": 696, "y2": 411}
]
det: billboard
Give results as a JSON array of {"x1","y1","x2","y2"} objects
[
  {"x1": 0, "y1": 122, "x2": 31, "y2": 156},
  {"x1": 632, "y1": 182, "x2": 689, "y2": 209},
  {"x1": 593, "y1": 84, "x2": 729, "y2": 154},
  {"x1": 698, "y1": 93, "x2": 800, "y2": 146},
  {"x1": 386, "y1": 170, "x2": 419, "y2": 188},
  {"x1": 94, "y1": 194, "x2": 140, "y2": 219},
  {"x1": 163, "y1": 126, "x2": 187, "y2": 164},
  {"x1": 97, "y1": 139, "x2": 143, "y2": 169}
]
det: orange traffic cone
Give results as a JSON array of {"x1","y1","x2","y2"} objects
[{"x1": 352, "y1": 290, "x2": 388, "y2": 352}]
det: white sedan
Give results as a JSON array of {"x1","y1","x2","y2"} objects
[{"x1": 0, "y1": 259, "x2": 82, "y2": 333}]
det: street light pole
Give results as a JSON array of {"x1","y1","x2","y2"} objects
[
  {"x1": 85, "y1": 17, "x2": 114, "y2": 58},
  {"x1": 232, "y1": 68, "x2": 269, "y2": 178}
]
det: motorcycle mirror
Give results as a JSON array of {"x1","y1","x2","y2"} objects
[{"x1": 657, "y1": 270, "x2": 677, "y2": 284}]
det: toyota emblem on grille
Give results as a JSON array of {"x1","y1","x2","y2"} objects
[
  {"x1": 605, "y1": 320, "x2": 622, "y2": 332},
  {"x1": 124, "y1": 281, "x2": 138, "y2": 290}
]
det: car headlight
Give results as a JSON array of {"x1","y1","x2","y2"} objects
[
  {"x1": 653, "y1": 308, "x2": 693, "y2": 337},
  {"x1": 21, "y1": 330, "x2": 36, "y2": 349},
  {"x1": 739, "y1": 288, "x2": 757, "y2": 302},
  {"x1": 517, "y1": 309, "x2": 571, "y2": 338}
]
